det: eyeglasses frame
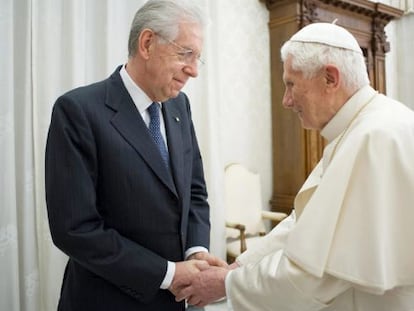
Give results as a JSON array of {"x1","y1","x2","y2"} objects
[{"x1": 155, "y1": 33, "x2": 205, "y2": 66}]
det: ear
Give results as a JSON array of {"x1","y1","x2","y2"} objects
[
  {"x1": 137, "y1": 29, "x2": 156, "y2": 60},
  {"x1": 325, "y1": 64, "x2": 340, "y2": 91}
]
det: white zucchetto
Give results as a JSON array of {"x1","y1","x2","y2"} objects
[{"x1": 289, "y1": 22, "x2": 363, "y2": 54}]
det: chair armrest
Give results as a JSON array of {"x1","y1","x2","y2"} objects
[
  {"x1": 225, "y1": 221, "x2": 246, "y2": 231},
  {"x1": 225, "y1": 221, "x2": 247, "y2": 253},
  {"x1": 261, "y1": 211, "x2": 288, "y2": 222}
]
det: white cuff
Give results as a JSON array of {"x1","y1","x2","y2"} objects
[
  {"x1": 185, "y1": 246, "x2": 208, "y2": 259},
  {"x1": 160, "y1": 261, "x2": 175, "y2": 289}
]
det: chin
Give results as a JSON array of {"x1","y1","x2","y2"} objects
[
  {"x1": 301, "y1": 121, "x2": 312, "y2": 130},
  {"x1": 169, "y1": 90, "x2": 180, "y2": 99}
]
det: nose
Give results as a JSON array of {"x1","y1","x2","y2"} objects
[
  {"x1": 183, "y1": 61, "x2": 199, "y2": 78},
  {"x1": 282, "y1": 89, "x2": 293, "y2": 109}
]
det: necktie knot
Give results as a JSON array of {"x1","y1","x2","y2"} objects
[{"x1": 148, "y1": 103, "x2": 169, "y2": 169}]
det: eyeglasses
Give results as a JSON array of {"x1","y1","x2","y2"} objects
[{"x1": 155, "y1": 33, "x2": 205, "y2": 66}]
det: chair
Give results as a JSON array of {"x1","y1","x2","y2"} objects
[{"x1": 224, "y1": 163, "x2": 287, "y2": 263}]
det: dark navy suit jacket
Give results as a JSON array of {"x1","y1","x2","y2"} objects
[{"x1": 45, "y1": 66, "x2": 210, "y2": 311}]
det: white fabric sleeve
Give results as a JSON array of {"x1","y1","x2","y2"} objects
[
  {"x1": 160, "y1": 261, "x2": 175, "y2": 289},
  {"x1": 185, "y1": 246, "x2": 209, "y2": 259},
  {"x1": 226, "y1": 250, "x2": 350, "y2": 311},
  {"x1": 236, "y1": 212, "x2": 295, "y2": 266}
]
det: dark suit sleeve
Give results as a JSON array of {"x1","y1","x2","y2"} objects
[{"x1": 45, "y1": 95, "x2": 167, "y2": 303}]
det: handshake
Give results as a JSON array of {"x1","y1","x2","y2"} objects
[{"x1": 168, "y1": 252, "x2": 238, "y2": 308}]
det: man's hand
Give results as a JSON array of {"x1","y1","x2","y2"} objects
[
  {"x1": 168, "y1": 260, "x2": 209, "y2": 296},
  {"x1": 175, "y1": 266, "x2": 229, "y2": 307},
  {"x1": 188, "y1": 252, "x2": 228, "y2": 268}
]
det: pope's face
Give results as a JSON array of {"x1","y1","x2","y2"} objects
[
  {"x1": 145, "y1": 22, "x2": 203, "y2": 102},
  {"x1": 282, "y1": 56, "x2": 332, "y2": 130}
]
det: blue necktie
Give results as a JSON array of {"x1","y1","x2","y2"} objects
[{"x1": 148, "y1": 102, "x2": 170, "y2": 168}]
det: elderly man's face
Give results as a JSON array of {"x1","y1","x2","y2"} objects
[
  {"x1": 144, "y1": 22, "x2": 203, "y2": 102},
  {"x1": 282, "y1": 56, "x2": 334, "y2": 130}
]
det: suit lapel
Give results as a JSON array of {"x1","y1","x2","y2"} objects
[
  {"x1": 105, "y1": 68, "x2": 178, "y2": 197},
  {"x1": 163, "y1": 103, "x2": 184, "y2": 200}
]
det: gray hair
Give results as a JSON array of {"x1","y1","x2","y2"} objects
[
  {"x1": 128, "y1": 0, "x2": 206, "y2": 58},
  {"x1": 281, "y1": 41, "x2": 370, "y2": 93}
]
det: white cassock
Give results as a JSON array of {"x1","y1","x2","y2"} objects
[{"x1": 225, "y1": 85, "x2": 414, "y2": 311}]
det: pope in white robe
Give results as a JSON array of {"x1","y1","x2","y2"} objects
[
  {"x1": 174, "y1": 23, "x2": 414, "y2": 311},
  {"x1": 225, "y1": 84, "x2": 414, "y2": 311}
]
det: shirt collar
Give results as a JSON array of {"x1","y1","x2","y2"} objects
[
  {"x1": 321, "y1": 85, "x2": 377, "y2": 143},
  {"x1": 119, "y1": 65, "x2": 156, "y2": 113}
]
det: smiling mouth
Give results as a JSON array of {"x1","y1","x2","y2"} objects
[
  {"x1": 294, "y1": 110, "x2": 303, "y2": 119},
  {"x1": 174, "y1": 78, "x2": 185, "y2": 88}
]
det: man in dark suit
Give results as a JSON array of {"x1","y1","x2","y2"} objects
[{"x1": 45, "y1": 1, "x2": 226, "y2": 310}]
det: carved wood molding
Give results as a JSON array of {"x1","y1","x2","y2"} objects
[
  {"x1": 373, "y1": 17, "x2": 390, "y2": 54},
  {"x1": 264, "y1": 0, "x2": 403, "y2": 21},
  {"x1": 302, "y1": 0, "x2": 320, "y2": 25}
]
